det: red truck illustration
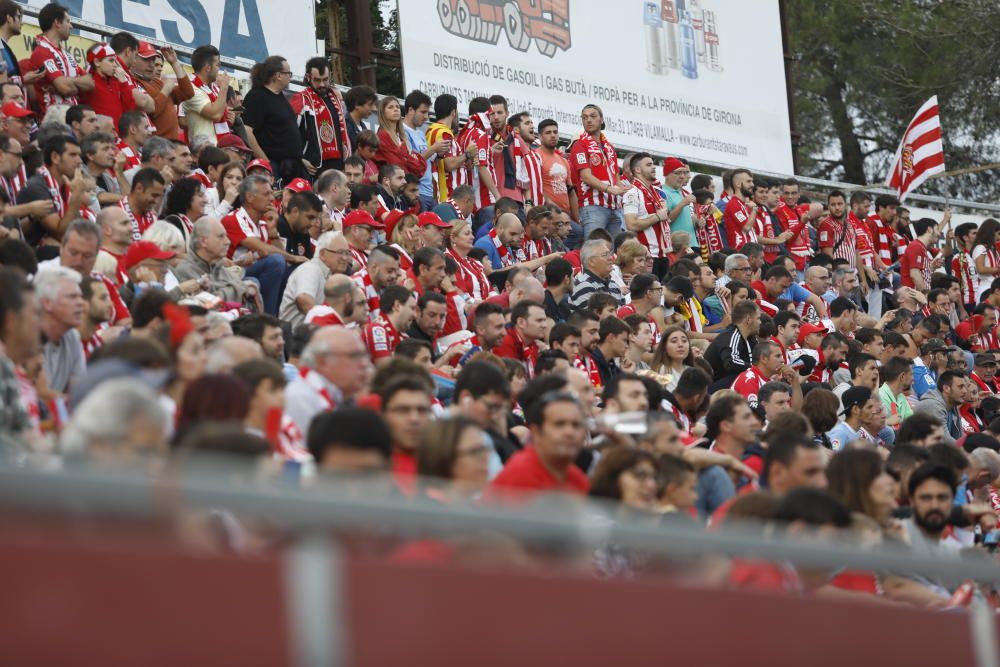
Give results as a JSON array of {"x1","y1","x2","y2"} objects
[{"x1": 438, "y1": 0, "x2": 571, "y2": 57}]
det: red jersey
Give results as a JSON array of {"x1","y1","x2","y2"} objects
[
  {"x1": 482, "y1": 446, "x2": 589, "y2": 505},
  {"x1": 288, "y1": 86, "x2": 350, "y2": 162},
  {"x1": 817, "y1": 216, "x2": 857, "y2": 268},
  {"x1": 900, "y1": 238, "x2": 929, "y2": 289},
  {"x1": 754, "y1": 207, "x2": 779, "y2": 263},
  {"x1": 363, "y1": 315, "x2": 403, "y2": 360},
  {"x1": 115, "y1": 140, "x2": 142, "y2": 171},
  {"x1": 952, "y1": 250, "x2": 976, "y2": 305},
  {"x1": 522, "y1": 230, "x2": 553, "y2": 261},
  {"x1": 30, "y1": 35, "x2": 86, "y2": 117},
  {"x1": 117, "y1": 196, "x2": 156, "y2": 242},
  {"x1": 574, "y1": 352, "x2": 602, "y2": 389},
  {"x1": 493, "y1": 328, "x2": 539, "y2": 379},
  {"x1": 848, "y1": 212, "x2": 875, "y2": 266},
  {"x1": 723, "y1": 197, "x2": 756, "y2": 248},
  {"x1": 220, "y1": 207, "x2": 268, "y2": 263},
  {"x1": 774, "y1": 200, "x2": 812, "y2": 271},
  {"x1": 456, "y1": 112, "x2": 496, "y2": 210},
  {"x1": 80, "y1": 71, "x2": 137, "y2": 130},
  {"x1": 351, "y1": 268, "x2": 381, "y2": 321},
  {"x1": 730, "y1": 365, "x2": 770, "y2": 409},
  {"x1": 349, "y1": 246, "x2": 369, "y2": 272},
  {"x1": 865, "y1": 213, "x2": 896, "y2": 267},
  {"x1": 569, "y1": 130, "x2": 620, "y2": 209},
  {"x1": 522, "y1": 144, "x2": 544, "y2": 206}
]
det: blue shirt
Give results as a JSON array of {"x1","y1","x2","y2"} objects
[
  {"x1": 779, "y1": 282, "x2": 812, "y2": 304},
  {"x1": 826, "y1": 421, "x2": 864, "y2": 451},
  {"x1": 403, "y1": 123, "x2": 433, "y2": 199},
  {"x1": 473, "y1": 234, "x2": 503, "y2": 270},
  {"x1": 664, "y1": 185, "x2": 694, "y2": 238},
  {"x1": 912, "y1": 365, "x2": 938, "y2": 398}
]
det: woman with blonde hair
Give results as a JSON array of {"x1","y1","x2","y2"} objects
[
  {"x1": 142, "y1": 221, "x2": 200, "y2": 297},
  {"x1": 446, "y1": 217, "x2": 491, "y2": 301},
  {"x1": 373, "y1": 96, "x2": 424, "y2": 178},
  {"x1": 416, "y1": 416, "x2": 491, "y2": 503},
  {"x1": 612, "y1": 238, "x2": 654, "y2": 293},
  {"x1": 387, "y1": 210, "x2": 421, "y2": 272}
]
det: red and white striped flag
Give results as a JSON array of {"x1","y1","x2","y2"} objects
[{"x1": 885, "y1": 96, "x2": 945, "y2": 202}]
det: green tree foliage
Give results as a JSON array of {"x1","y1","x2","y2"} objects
[
  {"x1": 314, "y1": 0, "x2": 403, "y2": 96},
  {"x1": 787, "y1": 0, "x2": 1000, "y2": 199}
]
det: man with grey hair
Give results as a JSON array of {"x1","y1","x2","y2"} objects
[
  {"x1": 717, "y1": 252, "x2": 751, "y2": 288},
  {"x1": 285, "y1": 326, "x2": 372, "y2": 432},
  {"x1": 569, "y1": 238, "x2": 624, "y2": 310},
  {"x1": 968, "y1": 448, "x2": 1000, "y2": 504},
  {"x1": 124, "y1": 135, "x2": 175, "y2": 185},
  {"x1": 279, "y1": 230, "x2": 352, "y2": 326},
  {"x1": 221, "y1": 175, "x2": 306, "y2": 314},
  {"x1": 36, "y1": 267, "x2": 86, "y2": 394},
  {"x1": 204, "y1": 335, "x2": 262, "y2": 373},
  {"x1": 38, "y1": 218, "x2": 131, "y2": 326},
  {"x1": 81, "y1": 130, "x2": 122, "y2": 205},
  {"x1": 174, "y1": 216, "x2": 248, "y2": 304},
  {"x1": 61, "y1": 378, "x2": 167, "y2": 463},
  {"x1": 313, "y1": 168, "x2": 350, "y2": 228}
]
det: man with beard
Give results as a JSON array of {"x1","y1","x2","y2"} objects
[
  {"x1": 77, "y1": 275, "x2": 113, "y2": 359},
  {"x1": 879, "y1": 356, "x2": 914, "y2": 429},
  {"x1": 291, "y1": 57, "x2": 350, "y2": 175},
  {"x1": 510, "y1": 111, "x2": 544, "y2": 208},
  {"x1": 623, "y1": 152, "x2": 671, "y2": 277},
  {"x1": 722, "y1": 168, "x2": 758, "y2": 249},
  {"x1": 807, "y1": 332, "x2": 849, "y2": 385},
  {"x1": 901, "y1": 464, "x2": 962, "y2": 598},
  {"x1": 818, "y1": 191, "x2": 859, "y2": 274}
]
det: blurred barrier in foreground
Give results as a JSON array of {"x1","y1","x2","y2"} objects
[{"x1": 0, "y1": 462, "x2": 998, "y2": 666}]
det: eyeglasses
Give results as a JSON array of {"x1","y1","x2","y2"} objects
[
  {"x1": 732, "y1": 266, "x2": 751, "y2": 272},
  {"x1": 278, "y1": 70, "x2": 293, "y2": 76}
]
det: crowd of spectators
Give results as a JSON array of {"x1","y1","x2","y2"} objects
[{"x1": 2, "y1": 0, "x2": 1000, "y2": 602}]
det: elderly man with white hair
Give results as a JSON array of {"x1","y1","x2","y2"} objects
[
  {"x1": 36, "y1": 267, "x2": 86, "y2": 394},
  {"x1": 716, "y1": 252, "x2": 752, "y2": 289},
  {"x1": 285, "y1": 327, "x2": 373, "y2": 433},
  {"x1": 569, "y1": 238, "x2": 625, "y2": 310},
  {"x1": 279, "y1": 230, "x2": 352, "y2": 326},
  {"x1": 173, "y1": 216, "x2": 250, "y2": 304},
  {"x1": 61, "y1": 378, "x2": 167, "y2": 464}
]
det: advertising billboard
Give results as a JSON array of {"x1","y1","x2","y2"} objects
[
  {"x1": 17, "y1": 0, "x2": 317, "y2": 73},
  {"x1": 399, "y1": 0, "x2": 794, "y2": 174}
]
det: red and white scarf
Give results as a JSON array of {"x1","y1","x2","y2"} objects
[
  {"x1": 2, "y1": 163, "x2": 25, "y2": 205},
  {"x1": 488, "y1": 227, "x2": 524, "y2": 268},
  {"x1": 118, "y1": 196, "x2": 156, "y2": 241},
  {"x1": 192, "y1": 75, "x2": 231, "y2": 138},
  {"x1": 574, "y1": 353, "x2": 603, "y2": 389},
  {"x1": 633, "y1": 177, "x2": 671, "y2": 257},
  {"x1": 295, "y1": 86, "x2": 351, "y2": 161},
  {"x1": 37, "y1": 164, "x2": 93, "y2": 222},
  {"x1": 298, "y1": 367, "x2": 338, "y2": 411},
  {"x1": 522, "y1": 232, "x2": 552, "y2": 261},
  {"x1": 115, "y1": 139, "x2": 141, "y2": 171},
  {"x1": 446, "y1": 247, "x2": 490, "y2": 301},
  {"x1": 350, "y1": 246, "x2": 369, "y2": 272}
]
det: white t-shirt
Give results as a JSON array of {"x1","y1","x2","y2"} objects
[
  {"x1": 971, "y1": 245, "x2": 997, "y2": 300},
  {"x1": 278, "y1": 258, "x2": 330, "y2": 327}
]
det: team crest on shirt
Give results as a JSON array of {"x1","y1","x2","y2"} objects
[
  {"x1": 44, "y1": 60, "x2": 59, "y2": 74},
  {"x1": 902, "y1": 144, "x2": 914, "y2": 175},
  {"x1": 576, "y1": 153, "x2": 586, "y2": 165},
  {"x1": 590, "y1": 153, "x2": 601, "y2": 166}
]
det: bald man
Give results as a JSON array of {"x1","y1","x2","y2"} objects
[
  {"x1": 474, "y1": 211, "x2": 562, "y2": 272},
  {"x1": 304, "y1": 273, "x2": 357, "y2": 327},
  {"x1": 801, "y1": 265, "x2": 833, "y2": 319}
]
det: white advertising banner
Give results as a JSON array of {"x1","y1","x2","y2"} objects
[
  {"x1": 20, "y1": 0, "x2": 317, "y2": 72},
  {"x1": 400, "y1": 0, "x2": 794, "y2": 174}
]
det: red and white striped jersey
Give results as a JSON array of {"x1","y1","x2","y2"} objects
[
  {"x1": 350, "y1": 246, "x2": 369, "y2": 272},
  {"x1": 81, "y1": 322, "x2": 109, "y2": 360},
  {"x1": 522, "y1": 145, "x2": 544, "y2": 206},
  {"x1": 569, "y1": 130, "x2": 620, "y2": 209},
  {"x1": 426, "y1": 122, "x2": 468, "y2": 202},
  {"x1": 774, "y1": 200, "x2": 812, "y2": 271},
  {"x1": 952, "y1": 250, "x2": 976, "y2": 305},
  {"x1": 864, "y1": 213, "x2": 896, "y2": 267},
  {"x1": 754, "y1": 207, "x2": 779, "y2": 263},
  {"x1": 30, "y1": 35, "x2": 85, "y2": 117},
  {"x1": 817, "y1": 216, "x2": 857, "y2": 268},
  {"x1": 622, "y1": 178, "x2": 671, "y2": 258},
  {"x1": 522, "y1": 232, "x2": 552, "y2": 261},
  {"x1": 848, "y1": 212, "x2": 875, "y2": 266},
  {"x1": 115, "y1": 140, "x2": 142, "y2": 171},
  {"x1": 351, "y1": 268, "x2": 381, "y2": 321},
  {"x1": 456, "y1": 112, "x2": 496, "y2": 210}
]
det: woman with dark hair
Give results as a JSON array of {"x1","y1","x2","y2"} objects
[
  {"x1": 971, "y1": 218, "x2": 1000, "y2": 301},
  {"x1": 650, "y1": 325, "x2": 695, "y2": 391},
  {"x1": 162, "y1": 177, "x2": 207, "y2": 239},
  {"x1": 242, "y1": 55, "x2": 304, "y2": 185},
  {"x1": 589, "y1": 446, "x2": 659, "y2": 513},
  {"x1": 416, "y1": 416, "x2": 490, "y2": 502},
  {"x1": 205, "y1": 161, "x2": 245, "y2": 217},
  {"x1": 801, "y1": 388, "x2": 840, "y2": 449}
]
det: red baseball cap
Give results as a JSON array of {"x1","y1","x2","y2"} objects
[
  {"x1": 663, "y1": 157, "x2": 685, "y2": 174},
  {"x1": 246, "y1": 158, "x2": 272, "y2": 173},
  {"x1": 417, "y1": 211, "x2": 451, "y2": 228},
  {"x1": 2, "y1": 101, "x2": 34, "y2": 119},
  {"x1": 797, "y1": 322, "x2": 829, "y2": 344},
  {"x1": 343, "y1": 209, "x2": 383, "y2": 230},
  {"x1": 217, "y1": 133, "x2": 252, "y2": 154},
  {"x1": 284, "y1": 177, "x2": 312, "y2": 193},
  {"x1": 136, "y1": 41, "x2": 161, "y2": 60},
  {"x1": 383, "y1": 209, "x2": 406, "y2": 240},
  {"x1": 124, "y1": 240, "x2": 175, "y2": 269}
]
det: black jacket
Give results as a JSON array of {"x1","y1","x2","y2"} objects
[{"x1": 704, "y1": 325, "x2": 756, "y2": 390}]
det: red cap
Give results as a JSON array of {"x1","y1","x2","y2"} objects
[
  {"x1": 343, "y1": 209, "x2": 383, "y2": 230},
  {"x1": 417, "y1": 211, "x2": 451, "y2": 228},
  {"x1": 246, "y1": 158, "x2": 272, "y2": 173},
  {"x1": 136, "y1": 41, "x2": 161, "y2": 60},
  {"x1": 124, "y1": 240, "x2": 175, "y2": 269},
  {"x1": 284, "y1": 177, "x2": 312, "y2": 193},
  {"x1": 383, "y1": 209, "x2": 406, "y2": 240},
  {"x1": 217, "y1": 133, "x2": 252, "y2": 153},
  {"x1": 797, "y1": 322, "x2": 828, "y2": 344},
  {"x1": 2, "y1": 101, "x2": 34, "y2": 119},
  {"x1": 86, "y1": 43, "x2": 116, "y2": 66},
  {"x1": 662, "y1": 157, "x2": 685, "y2": 174}
]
